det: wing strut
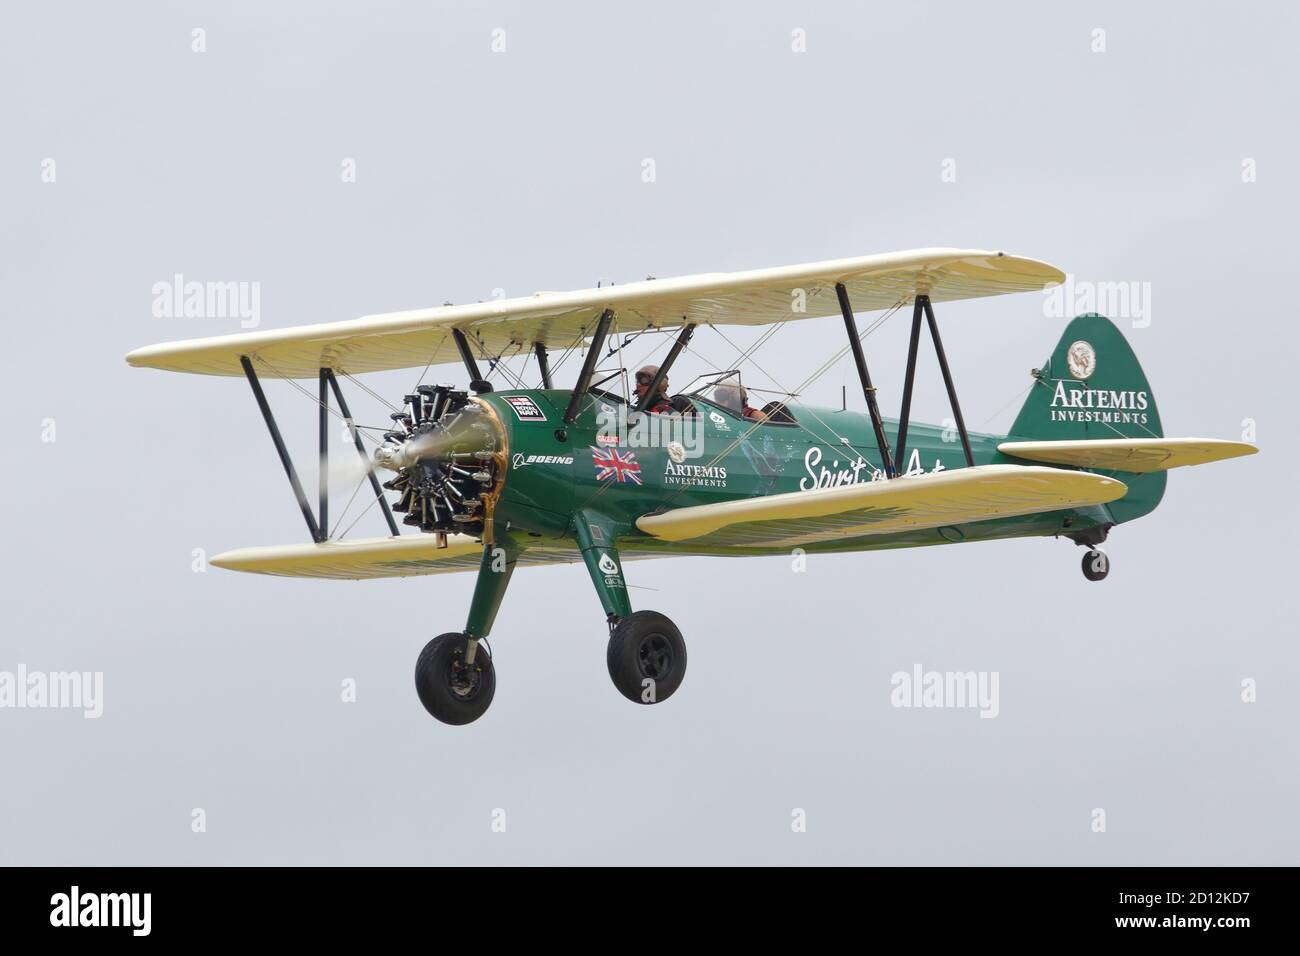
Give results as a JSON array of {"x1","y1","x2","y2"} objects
[
  {"x1": 894, "y1": 297, "x2": 926, "y2": 474},
  {"x1": 318, "y1": 369, "x2": 329, "y2": 536},
  {"x1": 634, "y1": 323, "x2": 694, "y2": 412},
  {"x1": 452, "y1": 329, "x2": 491, "y2": 394},
  {"x1": 563, "y1": 308, "x2": 615, "y2": 425},
  {"x1": 894, "y1": 295, "x2": 975, "y2": 470},
  {"x1": 923, "y1": 295, "x2": 974, "y2": 467},
  {"x1": 533, "y1": 342, "x2": 552, "y2": 389},
  {"x1": 325, "y1": 369, "x2": 401, "y2": 537},
  {"x1": 835, "y1": 283, "x2": 896, "y2": 478},
  {"x1": 241, "y1": 355, "x2": 324, "y2": 543}
]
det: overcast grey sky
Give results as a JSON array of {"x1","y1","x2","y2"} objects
[{"x1": 2, "y1": 1, "x2": 1296, "y2": 865}]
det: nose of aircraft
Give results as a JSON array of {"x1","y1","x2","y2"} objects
[{"x1": 373, "y1": 391, "x2": 506, "y2": 535}]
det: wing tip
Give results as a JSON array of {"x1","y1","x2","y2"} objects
[
  {"x1": 124, "y1": 342, "x2": 193, "y2": 373},
  {"x1": 1094, "y1": 473, "x2": 1130, "y2": 502},
  {"x1": 208, "y1": 550, "x2": 243, "y2": 571}
]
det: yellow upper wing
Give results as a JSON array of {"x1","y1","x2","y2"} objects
[
  {"x1": 125, "y1": 249, "x2": 1063, "y2": 379},
  {"x1": 635, "y1": 465, "x2": 1126, "y2": 548}
]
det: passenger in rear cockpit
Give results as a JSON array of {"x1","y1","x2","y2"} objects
[{"x1": 713, "y1": 384, "x2": 768, "y2": 422}]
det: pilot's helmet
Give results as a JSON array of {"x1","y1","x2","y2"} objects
[{"x1": 636, "y1": 365, "x2": 667, "y2": 394}]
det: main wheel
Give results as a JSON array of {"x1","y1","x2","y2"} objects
[
  {"x1": 606, "y1": 611, "x2": 687, "y2": 705},
  {"x1": 1081, "y1": 549, "x2": 1110, "y2": 582},
  {"x1": 415, "y1": 632, "x2": 495, "y2": 725}
]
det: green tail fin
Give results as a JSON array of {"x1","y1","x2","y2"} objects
[{"x1": 1009, "y1": 313, "x2": 1165, "y2": 525}]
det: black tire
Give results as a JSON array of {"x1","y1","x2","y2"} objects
[
  {"x1": 414, "y1": 632, "x2": 495, "y2": 725},
  {"x1": 606, "y1": 611, "x2": 686, "y2": 705},
  {"x1": 1081, "y1": 549, "x2": 1110, "y2": 582}
]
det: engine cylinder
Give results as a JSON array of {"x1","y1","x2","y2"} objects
[{"x1": 374, "y1": 391, "x2": 506, "y2": 536}]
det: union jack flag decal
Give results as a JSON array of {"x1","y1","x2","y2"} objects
[{"x1": 590, "y1": 446, "x2": 642, "y2": 485}]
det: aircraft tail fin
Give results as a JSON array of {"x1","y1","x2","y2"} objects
[
  {"x1": 1009, "y1": 313, "x2": 1162, "y2": 442},
  {"x1": 1007, "y1": 313, "x2": 1165, "y2": 525}
]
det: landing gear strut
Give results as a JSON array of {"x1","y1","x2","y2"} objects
[
  {"x1": 1069, "y1": 524, "x2": 1112, "y2": 583},
  {"x1": 573, "y1": 511, "x2": 688, "y2": 706},
  {"x1": 412, "y1": 507, "x2": 693, "y2": 724},
  {"x1": 416, "y1": 539, "x2": 516, "y2": 725}
]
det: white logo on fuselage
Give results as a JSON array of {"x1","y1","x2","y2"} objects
[
  {"x1": 664, "y1": 460, "x2": 728, "y2": 488},
  {"x1": 799, "y1": 447, "x2": 872, "y2": 491},
  {"x1": 799, "y1": 446, "x2": 946, "y2": 491},
  {"x1": 512, "y1": 453, "x2": 573, "y2": 468}
]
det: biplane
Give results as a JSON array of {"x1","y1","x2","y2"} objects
[{"x1": 127, "y1": 249, "x2": 1256, "y2": 725}]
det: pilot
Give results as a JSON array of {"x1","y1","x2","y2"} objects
[
  {"x1": 713, "y1": 383, "x2": 768, "y2": 422},
  {"x1": 635, "y1": 365, "x2": 675, "y2": 414}
]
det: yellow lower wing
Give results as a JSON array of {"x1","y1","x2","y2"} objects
[
  {"x1": 635, "y1": 465, "x2": 1127, "y2": 547},
  {"x1": 998, "y1": 438, "x2": 1257, "y2": 473},
  {"x1": 210, "y1": 534, "x2": 485, "y2": 579},
  {"x1": 211, "y1": 535, "x2": 582, "y2": 580}
]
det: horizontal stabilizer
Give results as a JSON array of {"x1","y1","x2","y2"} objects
[
  {"x1": 635, "y1": 465, "x2": 1126, "y2": 547},
  {"x1": 998, "y1": 438, "x2": 1257, "y2": 473}
]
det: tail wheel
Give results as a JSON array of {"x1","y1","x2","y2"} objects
[
  {"x1": 606, "y1": 611, "x2": 687, "y2": 705},
  {"x1": 415, "y1": 632, "x2": 495, "y2": 725},
  {"x1": 1082, "y1": 549, "x2": 1110, "y2": 582}
]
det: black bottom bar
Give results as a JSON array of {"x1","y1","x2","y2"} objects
[{"x1": 0, "y1": 865, "x2": 1275, "y2": 942}]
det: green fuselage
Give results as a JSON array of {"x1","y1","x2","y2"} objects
[{"x1": 482, "y1": 388, "x2": 1124, "y2": 558}]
